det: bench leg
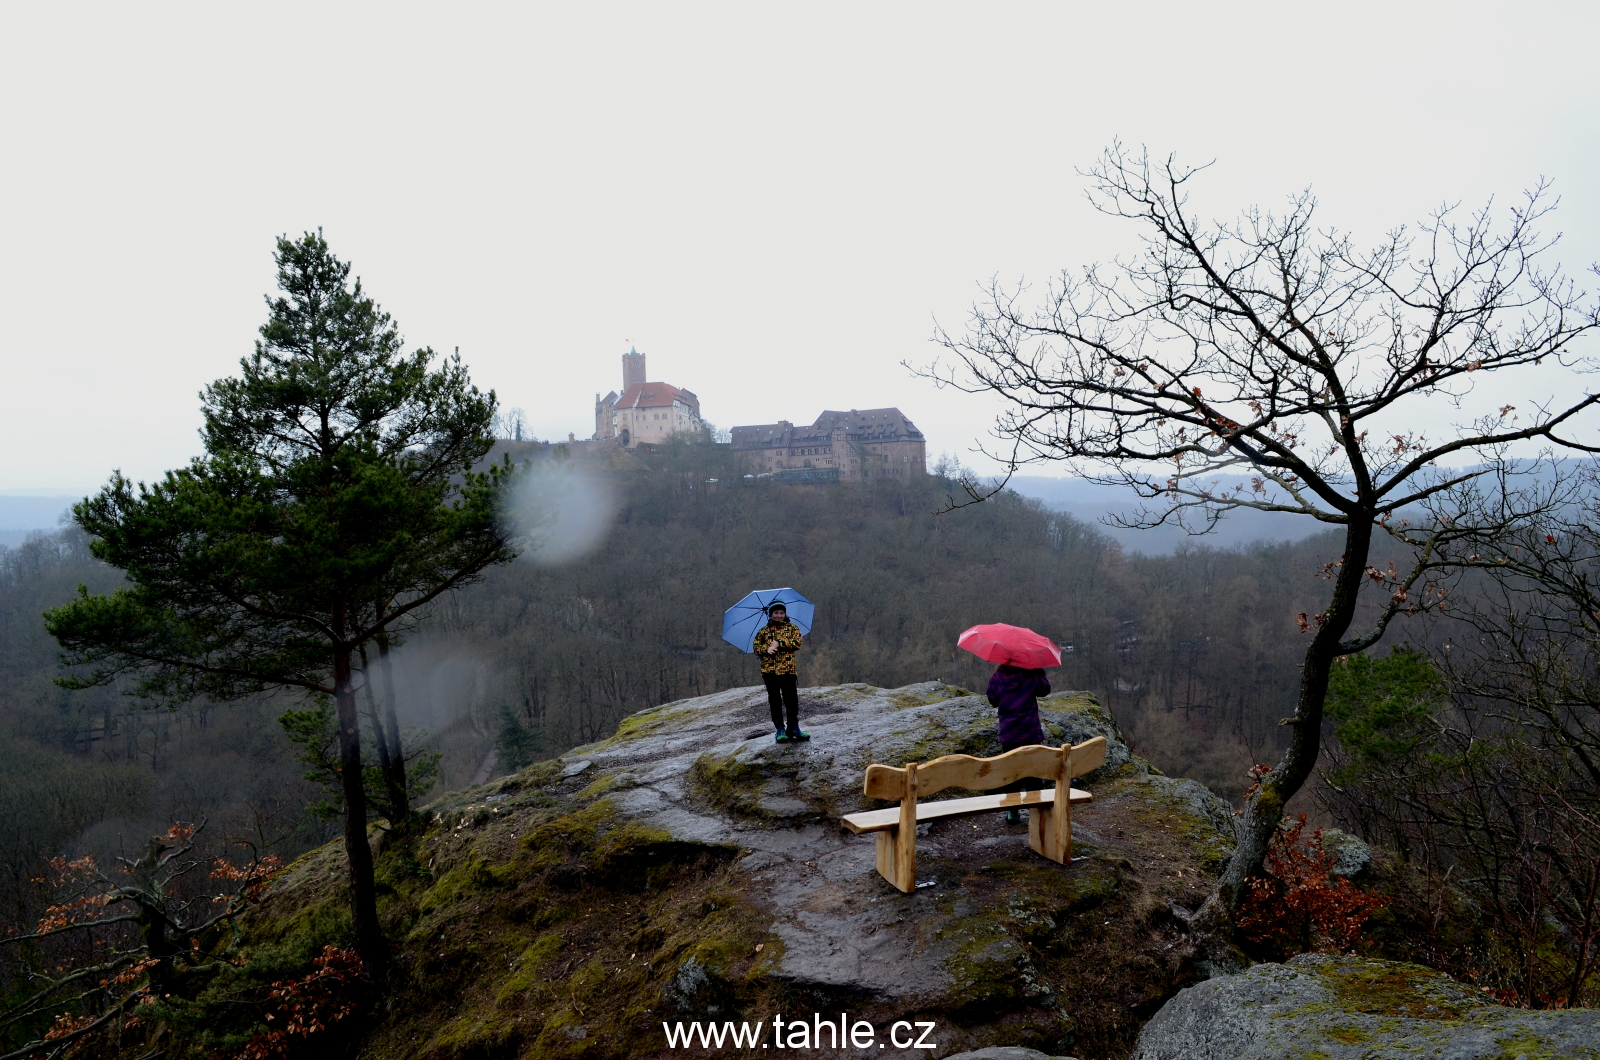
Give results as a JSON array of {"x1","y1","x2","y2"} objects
[
  {"x1": 875, "y1": 770, "x2": 919, "y2": 893},
  {"x1": 1026, "y1": 805, "x2": 1070, "y2": 864},
  {"x1": 875, "y1": 826, "x2": 917, "y2": 893},
  {"x1": 1028, "y1": 781, "x2": 1072, "y2": 865}
]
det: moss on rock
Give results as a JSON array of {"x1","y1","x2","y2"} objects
[
  {"x1": 521, "y1": 800, "x2": 620, "y2": 869},
  {"x1": 582, "y1": 700, "x2": 700, "y2": 751},
  {"x1": 420, "y1": 853, "x2": 519, "y2": 914},
  {"x1": 575, "y1": 770, "x2": 640, "y2": 802},
  {"x1": 1135, "y1": 954, "x2": 1600, "y2": 1060},
  {"x1": 495, "y1": 933, "x2": 568, "y2": 1004},
  {"x1": 888, "y1": 681, "x2": 976, "y2": 709},
  {"x1": 1122, "y1": 775, "x2": 1237, "y2": 874},
  {"x1": 688, "y1": 748, "x2": 786, "y2": 817},
  {"x1": 1315, "y1": 957, "x2": 1479, "y2": 1020}
]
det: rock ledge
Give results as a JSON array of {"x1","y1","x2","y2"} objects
[{"x1": 1134, "y1": 953, "x2": 1600, "y2": 1060}]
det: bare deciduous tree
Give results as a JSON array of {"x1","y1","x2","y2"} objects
[
  {"x1": 0, "y1": 823, "x2": 279, "y2": 1060},
  {"x1": 925, "y1": 145, "x2": 1600, "y2": 966},
  {"x1": 494, "y1": 406, "x2": 529, "y2": 442}
]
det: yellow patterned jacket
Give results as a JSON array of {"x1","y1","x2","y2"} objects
[{"x1": 753, "y1": 621, "x2": 804, "y2": 675}]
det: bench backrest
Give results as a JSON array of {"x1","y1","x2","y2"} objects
[{"x1": 862, "y1": 736, "x2": 1107, "y2": 800}]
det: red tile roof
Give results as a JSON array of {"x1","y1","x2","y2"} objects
[{"x1": 613, "y1": 382, "x2": 700, "y2": 412}]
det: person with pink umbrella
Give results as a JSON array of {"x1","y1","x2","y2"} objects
[{"x1": 957, "y1": 623, "x2": 1064, "y2": 823}]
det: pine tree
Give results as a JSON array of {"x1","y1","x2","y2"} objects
[{"x1": 45, "y1": 231, "x2": 518, "y2": 971}]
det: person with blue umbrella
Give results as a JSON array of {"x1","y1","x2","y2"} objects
[{"x1": 722, "y1": 588, "x2": 815, "y2": 743}]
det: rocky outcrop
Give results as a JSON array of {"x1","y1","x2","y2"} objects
[
  {"x1": 257, "y1": 682, "x2": 1243, "y2": 1059},
  {"x1": 559, "y1": 683, "x2": 1227, "y2": 1027},
  {"x1": 1134, "y1": 953, "x2": 1600, "y2": 1060}
]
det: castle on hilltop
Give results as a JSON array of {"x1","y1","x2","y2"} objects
[
  {"x1": 593, "y1": 348, "x2": 703, "y2": 448},
  {"x1": 730, "y1": 408, "x2": 926, "y2": 481},
  {"x1": 587, "y1": 348, "x2": 926, "y2": 480}
]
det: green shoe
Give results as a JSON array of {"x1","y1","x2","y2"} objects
[
  {"x1": 774, "y1": 729, "x2": 788, "y2": 743},
  {"x1": 787, "y1": 730, "x2": 811, "y2": 742}
]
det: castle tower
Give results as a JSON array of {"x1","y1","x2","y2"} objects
[{"x1": 622, "y1": 346, "x2": 647, "y2": 391}]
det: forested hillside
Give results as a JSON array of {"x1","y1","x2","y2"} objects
[
  {"x1": 435, "y1": 440, "x2": 1371, "y2": 792},
  {"x1": 0, "y1": 531, "x2": 334, "y2": 935},
  {"x1": 0, "y1": 440, "x2": 1389, "y2": 951}
]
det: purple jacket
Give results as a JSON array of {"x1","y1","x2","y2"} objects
[{"x1": 987, "y1": 665, "x2": 1050, "y2": 745}]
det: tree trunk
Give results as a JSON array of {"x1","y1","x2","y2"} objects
[
  {"x1": 1189, "y1": 514, "x2": 1375, "y2": 972},
  {"x1": 334, "y1": 646, "x2": 385, "y2": 973},
  {"x1": 137, "y1": 837, "x2": 177, "y2": 993}
]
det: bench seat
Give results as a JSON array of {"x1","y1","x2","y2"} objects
[{"x1": 840, "y1": 786, "x2": 1092, "y2": 834}]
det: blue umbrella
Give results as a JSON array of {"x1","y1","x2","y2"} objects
[{"x1": 722, "y1": 587, "x2": 815, "y2": 653}]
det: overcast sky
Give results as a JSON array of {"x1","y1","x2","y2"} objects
[{"x1": 2, "y1": 2, "x2": 1597, "y2": 493}]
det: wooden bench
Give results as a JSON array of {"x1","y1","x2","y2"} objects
[{"x1": 840, "y1": 737, "x2": 1107, "y2": 892}]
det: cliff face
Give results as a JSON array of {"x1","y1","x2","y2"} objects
[{"x1": 252, "y1": 682, "x2": 1239, "y2": 1059}]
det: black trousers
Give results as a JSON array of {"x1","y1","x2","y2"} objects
[
  {"x1": 762, "y1": 673, "x2": 799, "y2": 733},
  {"x1": 996, "y1": 738, "x2": 1050, "y2": 795}
]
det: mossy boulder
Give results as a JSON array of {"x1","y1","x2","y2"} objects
[
  {"x1": 1134, "y1": 953, "x2": 1600, "y2": 1059},
  {"x1": 1319, "y1": 827, "x2": 1372, "y2": 879}
]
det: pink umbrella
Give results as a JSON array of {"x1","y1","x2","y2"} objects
[{"x1": 957, "y1": 623, "x2": 1063, "y2": 669}]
